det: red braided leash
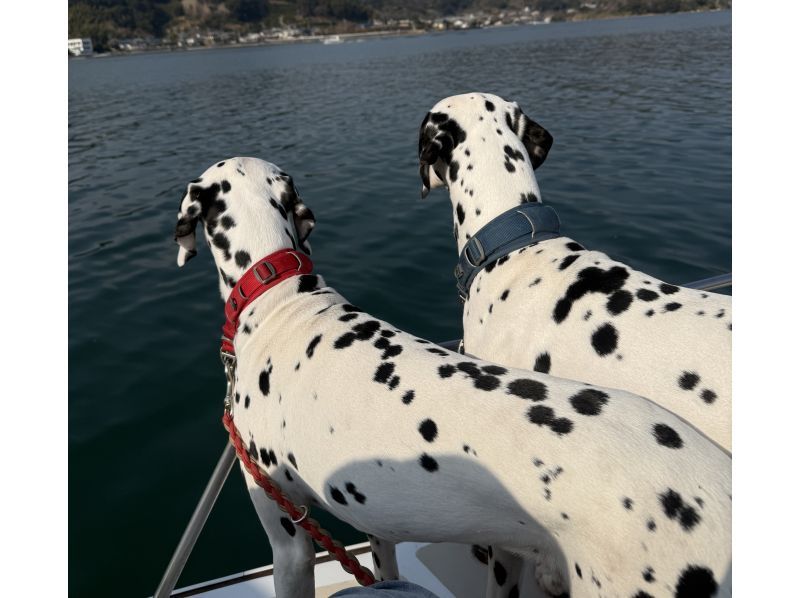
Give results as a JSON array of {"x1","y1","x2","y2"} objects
[{"x1": 222, "y1": 411, "x2": 376, "y2": 587}]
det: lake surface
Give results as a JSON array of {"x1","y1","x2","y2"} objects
[{"x1": 69, "y1": 10, "x2": 731, "y2": 597}]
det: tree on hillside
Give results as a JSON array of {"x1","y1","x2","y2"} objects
[
  {"x1": 68, "y1": 0, "x2": 183, "y2": 42},
  {"x1": 300, "y1": 0, "x2": 371, "y2": 21},
  {"x1": 226, "y1": 0, "x2": 269, "y2": 22}
]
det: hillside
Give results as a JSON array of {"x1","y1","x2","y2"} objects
[{"x1": 68, "y1": 0, "x2": 732, "y2": 52}]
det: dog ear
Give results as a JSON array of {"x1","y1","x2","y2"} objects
[
  {"x1": 292, "y1": 200, "x2": 315, "y2": 255},
  {"x1": 174, "y1": 187, "x2": 202, "y2": 267},
  {"x1": 509, "y1": 104, "x2": 553, "y2": 170},
  {"x1": 418, "y1": 112, "x2": 449, "y2": 199},
  {"x1": 280, "y1": 175, "x2": 316, "y2": 255}
]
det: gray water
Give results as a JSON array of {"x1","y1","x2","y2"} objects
[{"x1": 69, "y1": 11, "x2": 731, "y2": 597}]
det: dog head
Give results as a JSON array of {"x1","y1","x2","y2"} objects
[
  {"x1": 418, "y1": 93, "x2": 553, "y2": 199},
  {"x1": 174, "y1": 157, "x2": 315, "y2": 298},
  {"x1": 418, "y1": 93, "x2": 553, "y2": 249}
]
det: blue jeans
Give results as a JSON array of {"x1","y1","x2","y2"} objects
[{"x1": 330, "y1": 580, "x2": 440, "y2": 598}]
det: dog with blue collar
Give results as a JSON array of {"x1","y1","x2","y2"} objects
[{"x1": 419, "y1": 92, "x2": 732, "y2": 598}]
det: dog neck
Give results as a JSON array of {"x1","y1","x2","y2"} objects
[
  {"x1": 199, "y1": 177, "x2": 306, "y2": 301},
  {"x1": 210, "y1": 228, "x2": 301, "y2": 301},
  {"x1": 445, "y1": 148, "x2": 543, "y2": 255},
  {"x1": 221, "y1": 249, "x2": 314, "y2": 353}
]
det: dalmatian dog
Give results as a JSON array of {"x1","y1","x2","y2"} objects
[
  {"x1": 418, "y1": 92, "x2": 732, "y2": 595},
  {"x1": 174, "y1": 157, "x2": 731, "y2": 598}
]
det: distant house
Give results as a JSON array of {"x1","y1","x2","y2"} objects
[{"x1": 68, "y1": 38, "x2": 93, "y2": 56}]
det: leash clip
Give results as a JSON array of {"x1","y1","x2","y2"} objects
[
  {"x1": 291, "y1": 505, "x2": 309, "y2": 524},
  {"x1": 220, "y1": 350, "x2": 237, "y2": 413}
]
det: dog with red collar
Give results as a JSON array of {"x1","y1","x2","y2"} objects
[{"x1": 174, "y1": 157, "x2": 731, "y2": 598}]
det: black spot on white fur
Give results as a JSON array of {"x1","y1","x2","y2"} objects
[
  {"x1": 259, "y1": 361, "x2": 273, "y2": 395},
  {"x1": 653, "y1": 423, "x2": 683, "y2": 448},
  {"x1": 701, "y1": 389, "x2": 717, "y2": 404},
  {"x1": 234, "y1": 250, "x2": 251, "y2": 268},
  {"x1": 508, "y1": 379, "x2": 547, "y2": 401},
  {"x1": 679, "y1": 372, "x2": 700, "y2": 390},
  {"x1": 527, "y1": 405, "x2": 573, "y2": 435},
  {"x1": 306, "y1": 335, "x2": 322, "y2": 358},
  {"x1": 493, "y1": 560, "x2": 507, "y2": 586},
  {"x1": 559, "y1": 254, "x2": 580, "y2": 271},
  {"x1": 607, "y1": 290, "x2": 633, "y2": 315},
  {"x1": 297, "y1": 275, "x2": 319, "y2": 293},
  {"x1": 660, "y1": 283, "x2": 680, "y2": 295},
  {"x1": 279, "y1": 517, "x2": 296, "y2": 537},
  {"x1": 553, "y1": 266, "x2": 630, "y2": 324},
  {"x1": 591, "y1": 323, "x2": 619, "y2": 356},
  {"x1": 330, "y1": 486, "x2": 347, "y2": 505},
  {"x1": 636, "y1": 288, "x2": 659, "y2": 302},
  {"x1": 675, "y1": 565, "x2": 718, "y2": 597},
  {"x1": 419, "y1": 419, "x2": 438, "y2": 442},
  {"x1": 374, "y1": 362, "x2": 395, "y2": 384},
  {"x1": 660, "y1": 489, "x2": 701, "y2": 531},
  {"x1": 420, "y1": 453, "x2": 439, "y2": 472},
  {"x1": 569, "y1": 389, "x2": 609, "y2": 415},
  {"x1": 533, "y1": 353, "x2": 551, "y2": 373},
  {"x1": 345, "y1": 482, "x2": 366, "y2": 504}
]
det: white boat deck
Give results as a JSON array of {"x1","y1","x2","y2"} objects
[{"x1": 169, "y1": 541, "x2": 550, "y2": 598}]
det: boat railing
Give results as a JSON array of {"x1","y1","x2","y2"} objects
[{"x1": 153, "y1": 271, "x2": 731, "y2": 598}]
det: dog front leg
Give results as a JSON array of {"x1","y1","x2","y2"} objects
[
  {"x1": 242, "y1": 467, "x2": 315, "y2": 598},
  {"x1": 367, "y1": 534, "x2": 400, "y2": 581},
  {"x1": 486, "y1": 547, "x2": 525, "y2": 598}
]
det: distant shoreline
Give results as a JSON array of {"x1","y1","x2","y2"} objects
[{"x1": 71, "y1": 8, "x2": 729, "y2": 60}]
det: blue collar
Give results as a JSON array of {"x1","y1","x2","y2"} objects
[{"x1": 455, "y1": 202, "x2": 561, "y2": 300}]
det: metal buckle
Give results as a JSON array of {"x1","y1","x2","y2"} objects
[
  {"x1": 253, "y1": 261, "x2": 278, "y2": 284},
  {"x1": 220, "y1": 350, "x2": 237, "y2": 413},
  {"x1": 464, "y1": 239, "x2": 485, "y2": 267},
  {"x1": 287, "y1": 251, "x2": 303, "y2": 271}
]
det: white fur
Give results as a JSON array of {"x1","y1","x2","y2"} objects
[
  {"x1": 420, "y1": 92, "x2": 732, "y2": 595},
  {"x1": 175, "y1": 157, "x2": 731, "y2": 598},
  {"x1": 421, "y1": 92, "x2": 731, "y2": 450}
]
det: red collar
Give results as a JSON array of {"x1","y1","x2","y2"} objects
[{"x1": 221, "y1": 248, "x2": 313, "y2": 354}]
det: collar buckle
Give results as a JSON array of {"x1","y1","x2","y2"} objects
[
  {"x1": 464, "y1": 238, "x2": 485, "y2": 267},
  {"x1": 253, "y1": 261, "x2": 278, "y2": 284},
  {"x1": 454, "y1": 203, "x2": 561, "y2": 301}
]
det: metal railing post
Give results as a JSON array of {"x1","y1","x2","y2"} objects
[
  {"x1": 154, "y1": 443, "x2": 237, "y2": 598},
  {"x1": 682, "y1": 273, "x2": 732, "y2": 291}
]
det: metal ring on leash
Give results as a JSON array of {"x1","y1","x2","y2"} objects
[{"x1": 291, "y1": 504, "x2": 309, "y2": 524}]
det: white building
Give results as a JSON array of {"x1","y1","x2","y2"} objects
[{"x1": 68, "y1": 38, "x2": 93, "y2": 56}]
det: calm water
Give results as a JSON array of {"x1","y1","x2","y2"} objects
[{"x1": 69, "y1": 11, "x2": 731, "y2": 597}]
